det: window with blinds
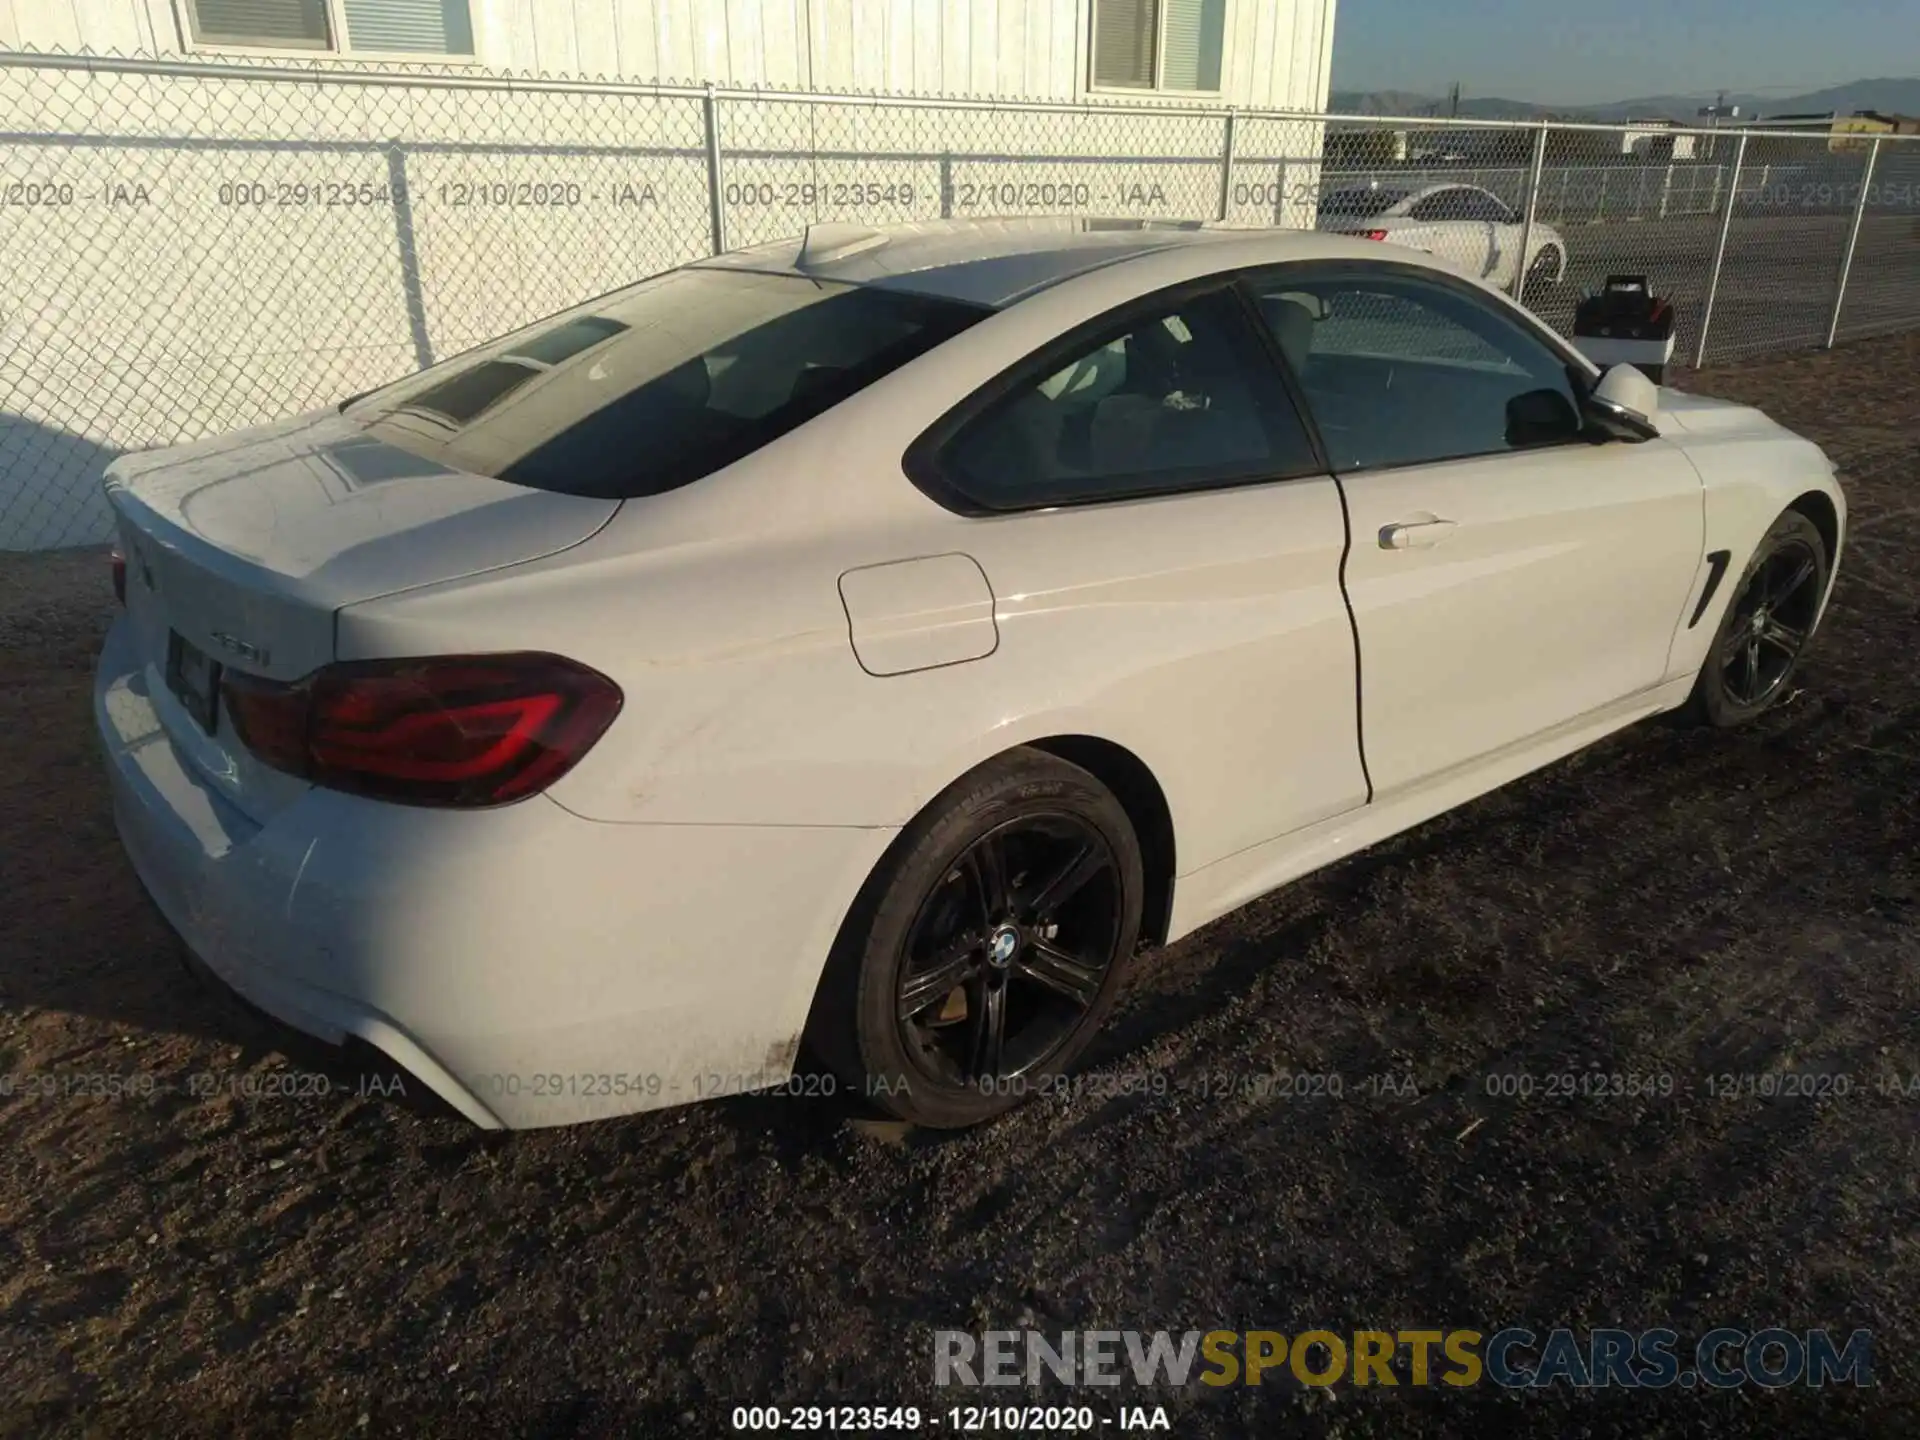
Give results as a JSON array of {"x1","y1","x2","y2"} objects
[
  {"x1": 1160, "y1": 0, "x2": 1225, "y2": 92},
  {"x1": 1093, "y1": 0, "x2": 1159, "y2": 90},
  {"x1": 187, "y1": 0, "x2": 332, "y2": 48},
  {"x1": 1093, "y1": 0, "x2": 1226, "y2": 93},
  {"x1": 187, "y1": 0, "x2": 474, "y2": 54},
  {"x1": 343, "y1": 0, "x2": 475, "y2": 55}
]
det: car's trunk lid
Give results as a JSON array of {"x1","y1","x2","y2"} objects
[{"x1": 106, "y1": 409, "x2": 618, "y2": 818}]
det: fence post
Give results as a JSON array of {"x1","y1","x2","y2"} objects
[
  {"x1": 1695, "y1": 132, "x2": 1748, "y2": 368},
  {"x1": 1510, "y1": 122, "x2": 1549, "y2": 300},
  {"x1": 1660, "y1": 162, "x2": 1673, "y2": 219},
  {"x1": 1827, "y1": 136, "x2": 1881, "y2": 349},
  {"x1": 1216, "y1": 108, "x2": 1237, "y2": 221},
  {"x1": 702, "y1": 84, "x2": 727, "y2": 255}
]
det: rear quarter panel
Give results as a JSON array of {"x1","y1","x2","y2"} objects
[{"x1": 334, "y1": 243, "x2": 1380, "y2": 877}]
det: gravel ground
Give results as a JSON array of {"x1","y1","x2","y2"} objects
[{"x1": 2, "y1": 338, "x2": 1918, "y2": 1439}]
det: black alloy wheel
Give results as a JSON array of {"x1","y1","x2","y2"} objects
[
  {"x1": 894, "y1": 814, "x2": 1123, "y2": 1090},
  {"x1": 806, "y1": 748, "x2": 1144, "y2": 1128},
  {"x1": 1720, "y1": 540, "x2": 1821, "y2": 707},
  {"x1": 1687, "y1": 509, "x2": 1829, "y2": 727}
]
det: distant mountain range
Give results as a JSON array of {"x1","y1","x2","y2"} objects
[{"x1": 1329, "y1": 78, "x2": 1920, "y2": 125}]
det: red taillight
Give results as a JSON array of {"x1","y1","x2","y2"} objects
[
  {"x1": 1358, "y1": 229, "x2": 1390, "y2": 242},
  {"x1": 220, "y1": 671, "x2": 310, "y2": 774},
  {"x1": 222, "y1": 653, "x2": 623, "y2": 808},
  {"x1": 110, "y1": 547, "x2": 126, "y2": 605}
]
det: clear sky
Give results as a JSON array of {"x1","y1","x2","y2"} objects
[{"x1": 1330, "y1": 0, "x2": 1920, "y2": 105}]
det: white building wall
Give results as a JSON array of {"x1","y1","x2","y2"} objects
[{"x1": 0, "y1": 1, "x2": 1335, "y2": 109}]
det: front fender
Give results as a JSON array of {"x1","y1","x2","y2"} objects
[{"x1": 1662, "y1": 420, "x2": 1845, "y2": 681}]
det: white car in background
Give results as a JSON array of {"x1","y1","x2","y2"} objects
[
  {"x1": 1317, "y1": 182, "x2": 1569, "y2": 298},
  {"x1": 97, "y1": 218, "x2": 1842, "y2": 1132}
]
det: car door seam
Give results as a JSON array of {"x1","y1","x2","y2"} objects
[
  {"x1": 1228, "y1": 274, "x2": 1371, "y2": 805},
  {"x1": 1331, "y1": 473, "x2": 1375, "y2": 805}
]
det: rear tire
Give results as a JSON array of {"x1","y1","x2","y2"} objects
[
  {"x1": 806, "y1": 748, "x2": 1144, "y2": 1129},
  {"x1": 1521, "y1": 247, "x2": 1562, "y2": 307},
  {"x1": 1683, "y1": 510, "x2": 1828, "y2": 727}
]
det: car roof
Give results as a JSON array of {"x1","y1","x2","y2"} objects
[
  {"x1": 1400, "y1": 182, "x2": 1496, "y2": 201},
  {"x1": 1319, "y1": 181, "x2": 1491, "y2": 212},
  {"x1": 692, "y1": 218, "x2": 1416, "y2": 309}
]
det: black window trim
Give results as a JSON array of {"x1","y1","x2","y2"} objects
[
  {"x1": 903, "y1": 273, "x2": 1332, "y2": 518},
  {"x1": 1237, "y1": 256, "x2": 1609, "y2": 478},
  {"x1": 1405, "y1": 186, "x2": 1513, "y2": 225}
]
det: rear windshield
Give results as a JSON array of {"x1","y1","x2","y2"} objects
[
  {"x1": 349, "y1": 268, "x2": 988, "y2": 498},
  {"x1": 1318, "y1": 187, "x2": 1408, "y2": 221}
]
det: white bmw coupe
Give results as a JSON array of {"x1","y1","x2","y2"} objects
[
  {"x1": 98, "y1": 219, "x2": 1844, "y2": 1130},
  {"x1": 1316, "y1": 182, "x2": 1568, "y2": 298}
]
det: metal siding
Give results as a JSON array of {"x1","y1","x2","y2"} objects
[
  {"x1": 0, "y1": 0, "x2": 1335, "y2": 103},
  {"x1": 968, "y1": 0, "x2": 996, "y2": 96},
  {"x1": 884, "y1": 0, "x2": 912, "y2": 91},
  {"x1": 1223, "y1": 0, "x2": 1256, "y2": 106},
  {"x1": 696, "y1": 0, "x2": 728, "y2": 80},
  {"x1": 758, "y1": 0, "x2": 804, "y2": 88},
  {"x1": 136, "y1": 0, "x2": 172, "y2": 46},
  {"x1": 1248, "y1": 0, "x2": 1276, "y2": 107},
  {"x1": 1297, "y1": 0, "x2": 1328, "y2": 108},
  {"x1": 1041, "y1": 0, "x2": 1064, "y2": 97},
  {"x1": 1313, "y1": 0, "x2": 1333, "y2": 108},
  {"x1": 70, "y1": 0, "x2": 147, "y2": 48},
  {"x1": 815, "y1": 0, "x2": 852, "y2": 88},
  {"x1": 492, "y1": 0, "x2": 534, "y2": 68},
  {"x1": 939, "y1": 0, "x2": 970, "y2": 95},
  {"x1": 996, "y1": 0, "x2": 1024, "y2": 96},
  {"x1": 725, "y1": 0, "x2": 761, "y2": 83},
  {"x1": 653, "y1": 0, "x2": 696, "y2": 79},
  {"x1": 611, "y1": 0, "x2": 657, "y2": 77},
  {"x1": 845, "y1": 0, "x2": 881, "y2": 90},
  {"x1": 31, "y1": 0, "x2": 91, "y2": 46},
  {"x1": 565, "y1": 0, "x2": 618, "y2": 75},
  {"x1": 912, "y1": 0, "x2": 940, "y2": 94},
  {"x1": 530, "y1": 0, "x2": 578, "y2": 70}
]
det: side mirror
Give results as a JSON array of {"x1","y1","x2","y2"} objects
[
  {"x1": 1505, "y1": 387, "x2": 1583, "y2": 448},
  {"x1": 1583, "y1": 363, "x2": 1661, "y2": 442}
]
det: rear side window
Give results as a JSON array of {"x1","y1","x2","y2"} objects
[
  {"x1": 1408, "y1": 189, "x2": 1511, "y2": 224},
  {"x1": 932, "y1": 285, "x2": 1321, "y2": 511},
  {"x1": 352, "y1": 269, "x2": 987, "y2": 498},
  {"x1": 1319, "y1": 187, "x2": 1407, "y2": 221}
]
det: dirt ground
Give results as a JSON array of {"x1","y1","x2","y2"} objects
[{"x1": 2, "y1": 337, "x2": 1918, "y2": 1439}]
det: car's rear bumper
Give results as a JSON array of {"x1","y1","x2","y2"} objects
[{"x1": 95, "y1": 615, "x2": 897, "y2": 1128}]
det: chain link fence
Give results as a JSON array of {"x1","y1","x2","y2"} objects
[{"x1": 4, "y1": 49, "x2": 1920, "y2": 550}]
